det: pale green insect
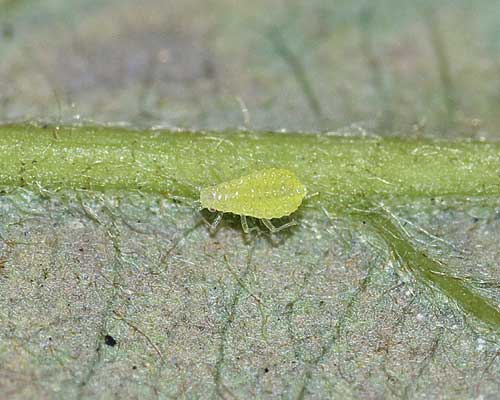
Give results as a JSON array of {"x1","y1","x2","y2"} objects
[{"x1": 200, "y1": 168, "x2": 307, "y2": 233}]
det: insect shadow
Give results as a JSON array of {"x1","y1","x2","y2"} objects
[
  {"x1": 199, "y1": 208, "x2": 298, "y2": 247},
  {"x1": 200, "y1": 207, "x2": 298, "y2": 236}
]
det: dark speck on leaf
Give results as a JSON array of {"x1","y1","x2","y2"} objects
[
  {"x1": 2, "y1": 24, "x2": 13, "y2": 39},
  {"x1": 104, "y1": 334, "x2": 117, "y2": 347},
  {"x1": 132, "y1": 365, "x2": 137, "y2": 370},
  {"x1": 264, "y1": 367, "x2": 269, "y2": 373}
]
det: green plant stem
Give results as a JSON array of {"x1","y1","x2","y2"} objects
[{"x1": 1, "y1": 124, "x2": 499, "y2": 210}]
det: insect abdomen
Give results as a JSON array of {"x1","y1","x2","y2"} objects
[{"x1": 200, "y1": 168, "x2": 307, "y2": 219}]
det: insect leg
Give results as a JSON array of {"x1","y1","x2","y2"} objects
[
  {"x1": 262, "y1": 219, "x2": 297, "y2": 233},
  {"x1": 240, "y1": 215, "x2": 250, "y2": 234},
  {"x1": 305, "y1": 191, "x2": 319, "y2": 200},
  {"x1": 211, "y1": 212, "x2": 224, "y2": 231}
]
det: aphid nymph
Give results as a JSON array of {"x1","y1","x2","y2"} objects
[{"x1": 200, "y1": 168, "x2": 307, "y2": 233}]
